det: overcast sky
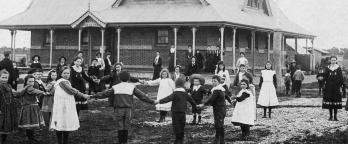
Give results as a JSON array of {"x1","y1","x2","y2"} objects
[{"x1": 0, "y1": 0, "x2": 347, "y2": 49}]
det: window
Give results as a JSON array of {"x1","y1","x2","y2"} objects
[
  {"x1": 247, "y1": 0, "x2": 262, "y2": 9},
  {"x1": 157, "y1": 30, "x2": 169, "y2": 44}
]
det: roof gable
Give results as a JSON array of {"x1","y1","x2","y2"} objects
[{"x1": 71, "y1": 11, "x2": 106, "y2": 28}]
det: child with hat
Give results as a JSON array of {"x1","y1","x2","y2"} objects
[{"x1": 188, "y1": 74, "x2": 207, "y2": 125}]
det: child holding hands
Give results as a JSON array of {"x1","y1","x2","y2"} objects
[
  {"x1": 198, "y1": 75, "x2": 232, "y2": 144},
  {"x1": 231, "y1": 79, "x2": 256, "y2": 140},
  {"x1": 187, "y1": 74, "x2": 206, "y2": 125},
  {"x1": 155, "y1": 77, "x2": 197, "y2": 144},
  {"x1": 92, "y1": 71, "x2": 155, "y2": 144}
]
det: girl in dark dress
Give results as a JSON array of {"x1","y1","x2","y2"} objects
[
  {"x1": 30, "y1": 55, "x2": 42, "y2": 69},
  {"x1": 188, "y1": 74, "x2": 206, "y2": 125},
  {"x1": 322, "y1": 56, "x2": 343, "y2": 121},
  {"x1": 0, "y1": 70, "x2": 19, "y2": 144},
  {"x1": 56, "y1": 56, "x2": 67, "y2": 73},
  {"x1": 70, "y1": 57, "x2": 93, "y2": 116}
]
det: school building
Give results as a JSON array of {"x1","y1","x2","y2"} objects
[{"x1": 0, "y1": 0, "x2": 316, "y2": 74}]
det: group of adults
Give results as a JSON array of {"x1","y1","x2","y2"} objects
[{"x1": 152, "y1": 45, "x2": 250, "y2": 80}]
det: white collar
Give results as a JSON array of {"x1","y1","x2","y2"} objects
[
  {"x1": 193, "y1": 85, "x2": 201, "y2": 91},
  {"x1": 329, "y1": 64, "x2": 339, "y2": 71},
  {"x1": 174, "y1": 88, "x2": 186, "y2": 92}
]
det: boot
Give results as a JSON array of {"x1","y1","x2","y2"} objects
[
  {"x1": 262, "y1": 108, "x2": 267, "y2": 118},
  {"x1": 117, "y1": 130, "x2": 123, "y2": 144},
  {"x1": 197, "y1": 115, "x2": 202, "y2": 124},
  {"x1": 220, "y1": 128, "x2": 225, "y2": 144},
  {"x1": 124, "y1": 130, "x2": 128, "y2": 144},
  {"x1": 1, "y1": 134, "x2": 7, "y2": 144},
  {"x1": 190, "y1": 115, "x2": 196, "y2": 125},
  {"x1": 268, "y1": 108, "x2": 272, "y2": 118},
  {"x1": 174, "y1": 133, "x2": 183, "y2": 144},
  {"x1": 214, "y1": 128, "x2": 220, "y2": 144}
]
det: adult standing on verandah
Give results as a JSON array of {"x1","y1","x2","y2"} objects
[
  {"x1": 322, "y1": 55, "x2": 343, "y2": 121},
  {"x1": 0, "y1": 51, "x2": 14, "y2": 87},
  {"x1": 236, "y1": 52, "x2": 249, "y2": 69},
  {"x1": 104, "y1": 52, "x2": 112, "y2": 76},
  {"x1": 168, "y1": 46, "x2": 175, "y2": 72},
  {"x1": 153, "y1": 51, "x2": 162, "y2": 80}
]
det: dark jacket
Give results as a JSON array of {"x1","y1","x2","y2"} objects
[
  {"x1": 204, "y1": 85, "x2": 232, "y2": 107},
  {"x1": 104, "y1": 58, "x2": 112, "y2": 76},
  {"x1": 0, "y1": 58, "x2": 14, "y2": 82},
  {"x1": 232, "y1": 71, "x2": 253, "y2": 87},
  {"x1": 93, "y1": 82, "x2": 154, "y2": 108},
  {"x1": 30, "y1": 63, "x2": 42, "y2": 70},
  {"x1": 186, "y1": 62, "x2": 198, "y2": 76},
  {"x1": 160, "y1": 88, "x2": 196, "y2": 112},
  {"x1": 187, "y1": 85, "x2": 207, "y2": 103}
]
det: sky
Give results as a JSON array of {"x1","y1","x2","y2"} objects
[{"x1": 0, "y1": 0, "x2": 347, "y2": 49}]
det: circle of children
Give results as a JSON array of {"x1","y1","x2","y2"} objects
[{"x1": 0, "y1": 49, "x2": 345, "y2": 144}]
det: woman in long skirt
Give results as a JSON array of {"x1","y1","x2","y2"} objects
[{"x1": 323, "y1": 55, "x2": 343, "y2": 121}]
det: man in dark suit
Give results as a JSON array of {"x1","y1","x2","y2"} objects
[
  {"x1": 152, "y1": 51, "x2": 162, "y2": 80},
  {"x1": 186, "y1": 57, "x2": 198, "y2": 76},
  {"x1": 0, "y1": 51, "x2": 14, "y2": 86}
]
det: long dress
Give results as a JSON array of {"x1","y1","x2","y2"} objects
[
  {"x1": 50, "y1": 79, "x2": 81, "y2": 131},
  {"x1": 231, "y1": 88, "x2": 256, "y2": 126},
  {"x1": 147, "y1": 78, "x2": 175, "y2": 111},
  {"x1": 215, "y1": 70, "x2": 231, "y2": 89},
  {"x1": 322, "y1": 64, "x2": 343, "y2": 109},
  {"x1": 257, "y1": 70, "x2": 279, "y2": 107},
  {"x1": 70, "y1": 66, "x2": 93, "y2": 110},
  {"x1": 0, "y1": 83, "x2": 18, "y2": 134},
  {"x1": 18, "y1": 86, "x2": 45, "y2": 129}
]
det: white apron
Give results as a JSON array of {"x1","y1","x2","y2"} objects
[
  {"x1": 147, "y1": 78, "x2": 175, "y2": 111},
  {"x1": 257, "y1": 70, "x2": 279, "y2": 107},
  {"x1": 50, "y1": 79, "x2": 80, "y2": 131},
  {"x1": 231, "y1": 89, "x2": 256, "y2": 125}
]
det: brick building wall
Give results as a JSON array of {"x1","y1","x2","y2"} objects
[{"x1": 30, "y1": 27, "x2": 274, "y2": 69}]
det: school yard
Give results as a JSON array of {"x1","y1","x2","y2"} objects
[{"x1": 9, "y1": 73, "x2": 348, "y2": 144}]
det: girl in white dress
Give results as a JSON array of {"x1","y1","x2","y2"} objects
[
  {"x1": 231, "y1": 79, "x2": 256, "y2": 139},
  {"x1": 257, "y1": 61, "x2": 279, "y2": 118},
  {"x1": 215, "y1": 61, "x2": 231, "y2": 89},
  {"x1": 50, "y1": 66, "x2": 90, "y2": 144},
  {"x1": 143, "y1": 69, "x2": 175, "y2": 122}
]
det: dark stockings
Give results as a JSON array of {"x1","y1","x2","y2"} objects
[
  {"x1": 329, "y1": 109, "x2": 338, "y2": 121},
  {"x1": 56, "y1": 131, "x2": 69, "y2": 144},
  {"x1": 263, "y1": 107, "x2": 273, "y2": 118},
  {"x1": 158, "y1": 111, "x2": 167, "y2": 122},
  {"x1": 240, "y1": 125, "x2": 250, "y2": 138},
  {"x1": 1, "y1": 134, "x2": 7, "y2": 143}
]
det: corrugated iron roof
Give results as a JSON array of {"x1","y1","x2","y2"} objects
[{"x1": 0, "y1": 0, "x2": 314, "y2": 37}]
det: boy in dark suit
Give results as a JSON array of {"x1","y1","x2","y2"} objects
[
  {"x1": 156, "y1": 77, "x2": 197, "y2": 144},
  {"x1": 198, "y1": 75, "x2": 232, "y2": 144}
]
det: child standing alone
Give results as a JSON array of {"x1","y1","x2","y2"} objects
[
  {"x1": 156, "y1": 77, "x2": 197, "y2": 144},
  {"x1": 258, "y1": 61, "x2": 279, "y2": 118},
  {"x1": 284, "y1": 70, "x2": 291, "y2": 96},
  {"x1": 293, "y1": 65, "x2": 305, "y2": 97},
  {"x1": 317, "y1": 67, "x2": 325, "y2": 96}
]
